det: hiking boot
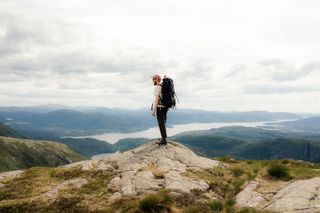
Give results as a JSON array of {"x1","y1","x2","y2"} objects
[
  {"x1": 159, "y1": 138, "x2": 167, "y2": 145},
  {"x1": 155, "y1": 138, "x2": 162, "y2": 144}
]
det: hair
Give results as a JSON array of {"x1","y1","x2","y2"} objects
[{"x1": 153, "y1": 77, "x2": 161, "y2": 82}]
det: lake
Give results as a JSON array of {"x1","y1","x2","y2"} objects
[{"x1": 71, "y1": 118, "x2": 299, "y2": 144}]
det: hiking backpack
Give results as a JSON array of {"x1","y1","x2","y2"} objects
[{"x1": 160, "y1": 76, "x2": 178, "y2": 109}]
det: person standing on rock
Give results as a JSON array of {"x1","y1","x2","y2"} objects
[{"x1": 151, "y1": 74, "x2": 169, "y2": 145}]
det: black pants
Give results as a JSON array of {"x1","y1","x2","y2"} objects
[{"x1": 156, "y1": 107, "x2": 169, "y2": 139}]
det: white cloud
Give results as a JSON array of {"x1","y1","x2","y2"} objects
[{"x1": 0, "y1": 0, "x2": 320, "y2": 113}]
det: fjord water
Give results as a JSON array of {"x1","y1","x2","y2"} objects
[{"x1": 74, "y1": 118, "x2": 300, "y2": 144}]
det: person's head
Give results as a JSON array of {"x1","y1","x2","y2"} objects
[{"x1": 151, "y1": 74, "x2": 161, "y2": 85}]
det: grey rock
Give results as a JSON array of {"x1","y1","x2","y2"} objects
[
  {"x1": 0, "y1": 141, "x2": 221, "y2": 204},
  {"x1": 107, "y1": 176, "x2": 121, "y2": 192},
  {"x1": 109, "y1": 192, "x2": 122, "y2": 203},
  {"x1": 119, "y1": 171, "x2": 135, "y2": 196},
  {"x1": 266, "y1": 177, "x2": 320, "y2": 213},
  {"x1": 236, "y1": 177, "x2": 320, "y2": 213},
  {"x1": 134, "y1": 171, "x2": 164, "y2": 192},
  {"x1": 102, "y1": 141, "x2": 221, "y2": 200},
  {"x1": 236, "y1": 181, "x2": 266, "y2": 208},
  {"x1": 164, "y1": 170, "x2": 209, "y2": 193}
]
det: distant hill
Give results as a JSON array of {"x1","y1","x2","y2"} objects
[
  {"x1": 0, "y1": 122, "x2": 25, "y2": 138},
  {"x1": 0, "y1": 109, "x2": 152, "y2": 137},
  {"x1": 106, "y1": 126, "x2": 320, "y2": 163},
  {"x1": 0, "y1": 123, "x2": 116, "y2": 158},
  {"x1": 269, "y1": 116, "x2": 320, "y2": 134},
  {"x1": 0, "y1": 136, "x2": 86, "y2": 172},
  {"x1": 113, "y1": 138, "x2": 151, "y2": 152},
  {"x1": 54, "y1": 137, "x2": 115, "y2": 157},
  {"x1": 53, "y1": 137, "x2": 151, "y2": 158},
  {"x1": 1, "y1": 108, "x2": 317, "y2": 163},
  {"x1": 0, "y1": 106, "x2": 302, "y2": 137},
  {"x1": 170, "y1": 126, "x2": 320, "y2": 163},
  {"x1": 233, "y1": 137, "x2": 320, "y2": 162}
]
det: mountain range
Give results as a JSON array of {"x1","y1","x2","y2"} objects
[
  {"x1": 1, "y1": 106, "x2": 320, "y2": 171},
  {"x1": 0, "y1": 105, "x2": 302, "y2": 137},
  {"x1": 107, "y1": 125, "x2": 320, "y2": 163},
  {"x1": 267, "y1": 116, "x2": 320, "y2": 133}
]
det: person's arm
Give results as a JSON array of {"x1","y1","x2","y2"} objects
[
  {"x1": 152, "y1": 86, "x2": 160, "y2": 116},
  {"x1": 154, "y1": 95, "x2": 159, "y2": 107},
  {"x1": 152, "y1": 94, "x2": 159, "y2": 116}
]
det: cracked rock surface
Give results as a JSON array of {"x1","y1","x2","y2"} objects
[
  {"x1": 104, "y1": 141, "x2": 222, "y2": 200},
  {"x1": 236, "y1": 177, "x2": 320, "y2": 213},
  {"x1": 0, "y1": 141, "x2": 221, "y2": 205}
]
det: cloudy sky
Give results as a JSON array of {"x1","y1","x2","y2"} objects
[{"x1": 0, "y1": 0, "x2": 320, "y2": 113}]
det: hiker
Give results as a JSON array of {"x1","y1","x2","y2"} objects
[{"x1": 151, "y1": 74, "x2": 169, "y2": 145}]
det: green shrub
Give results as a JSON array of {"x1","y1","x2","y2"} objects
[
  {"x1": 153, "y1": 171, "x2": 165, "y2": 179},
  {"x1": 238, "y1": 207, "x2": 276, "y2": 213},
  {"x1": 208, "y1": 200, "x2": 224, "y2": 212},
  {"x1": 49, "y1": 166, "x2": 84, "y2": 180},
  {"x1": 184, "y1": 207, "x2": 200, "y2": 213},
  {"x1": 0, "y1": 200, "x2": 46, "y2": 213},
  {"x1": 138, "y1": 190, "x2": 174, "y2": 212},
  {"x1": 267, "y1": 164, "x2": 291, "y2": 180},
  {"x1": 175, "y1": 192, "x2": 199, "y2": 208},
  {"x1": 224, "y1": 198, "x2": 236, "y2": 213},
  {"x1": 232, "y1": 179, "x2": 245, "y2": 194},
  {"x1": 211, "y1": 167, "x2": 225, "y2": 177},
  {"x1": 109, "y1": 196, "x2": 137, "y2": 212},
  {"x1": 0, "y1": 197, "x2": 88, "y2": 213},
  {"x1": 221, "y1": 183, "x2": 231, "y2": 196},
  {"x1": 281, "y1": 159, "x2": 289, "y2": 164},
  {"x1": 48, "y1": 196, "x2": 88, "y2": 212},
  {"x1": 218, "y1": 156, "x2": 237, "y2": 164},
  {"x1": 247, "y1": 172, "x2": 257, "y2": 180},
  {"x1": 225, "y1": 198, "x2": 235, "y2": 207},
  {"x1": 238, "y1": 207, "x2": 259, "y2": 213},
  {"x1": 230, "y1": 168, "x2": 244, "y2": 177}
]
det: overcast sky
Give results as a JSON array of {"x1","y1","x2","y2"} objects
[{"x1": 0, "y1": 0, "x2": 320, "y2": 113}]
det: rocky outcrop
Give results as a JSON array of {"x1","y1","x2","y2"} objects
[
  {"x1": 236, "y1": 177, "x2": 320, "y2": 213},
  {"x1": 1, "y1": 139, "x2": 319, "y2": 213},
  {"x1": 0, "y1": 170, "x2": 23, "y2": 181},
  {"x1": 235, "y1": 181, "x2": 267, "y2": 207},
  {"x1": 64, "y1": 141, "x2": 222, "y2": 201}
]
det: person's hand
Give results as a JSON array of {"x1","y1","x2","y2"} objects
[{"x1": 152, "y1": 111, "x2": 156, "y2": 116}]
